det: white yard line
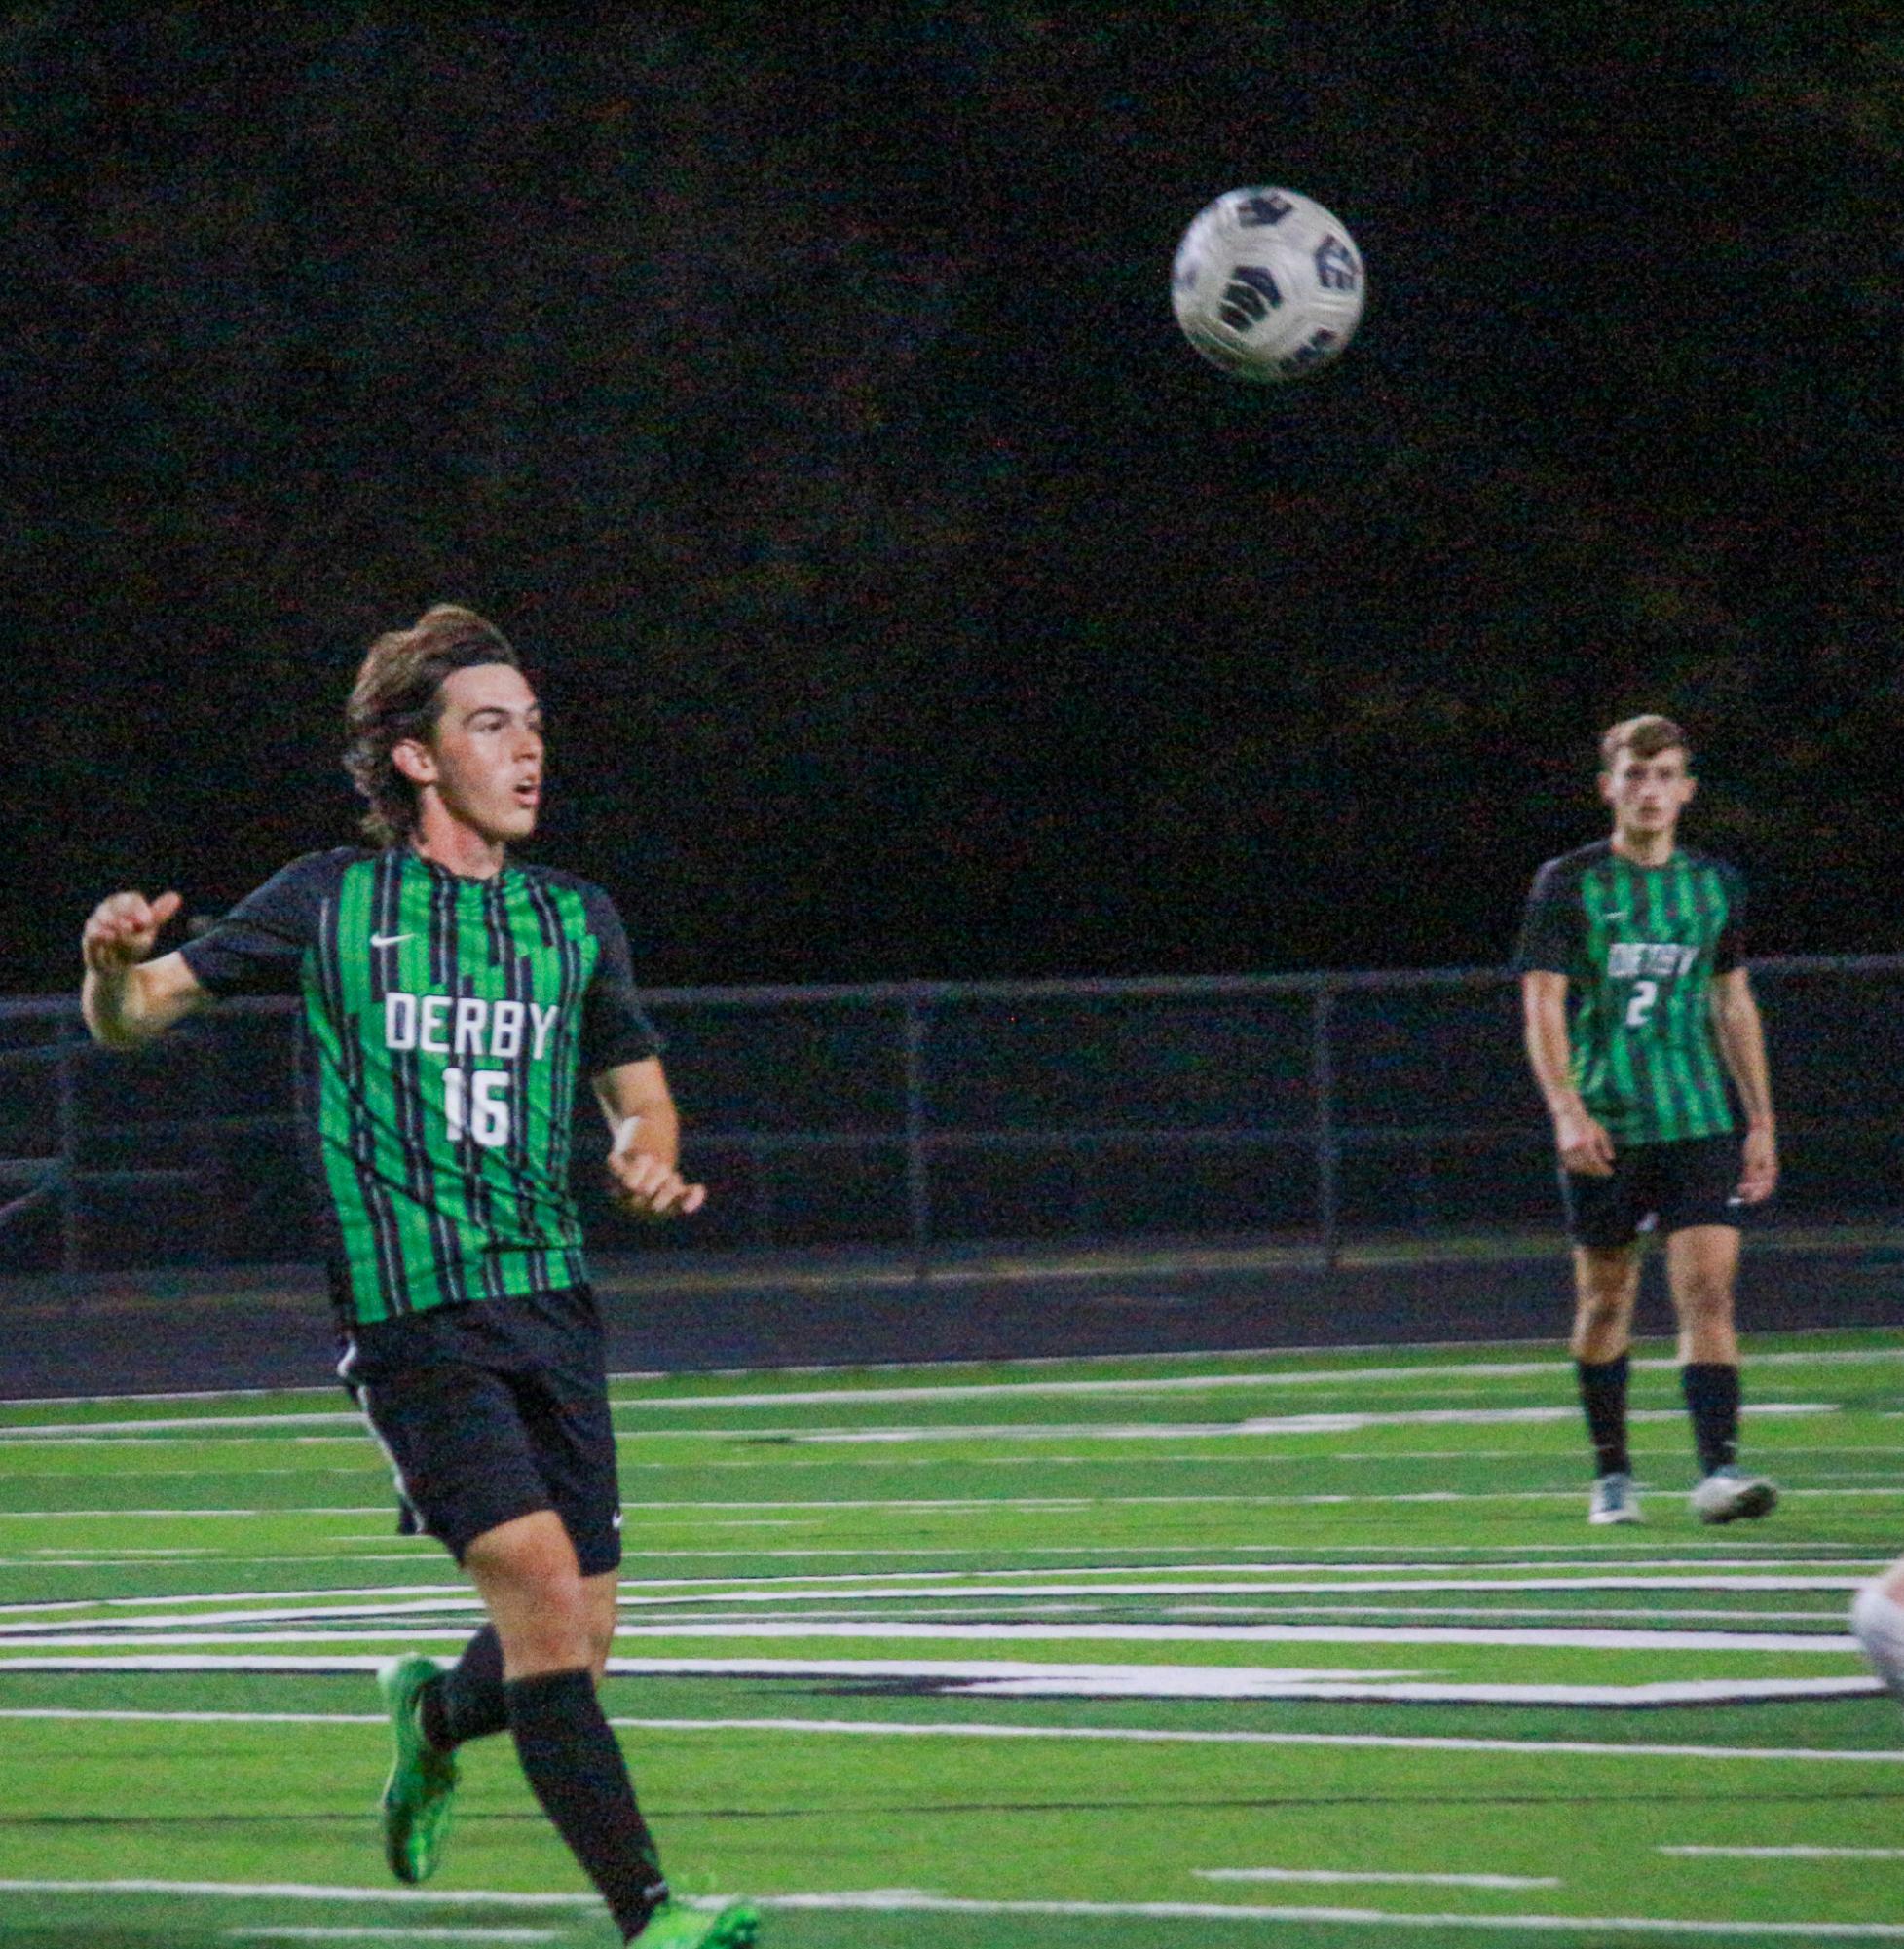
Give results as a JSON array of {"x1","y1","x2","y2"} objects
[
  {"x1": 0, "y1": 1400, "x2": 1845, "y2": 1445},
  {"x1": 0, "y1": 1662, "x2": 1881, "y2": 1705},
  {"x1": 11, "y1": 1883, "x2": 1901, "y2": 1936},
  {"x1": 0, "y1": 1704, "x2": 1894, "y2": 1758},
  {"x1": 0, "y1": 1881, "x2": 592, "y2": 1907},
  {"x1": 1198, "y1": 1870, "x2": 1561, "y2": 1890},
  {"x1": 4, "y1": 1338, "x2": 1894, "y2": 1424},
  {"x1": 16, "y1": 1484, "x2": 1896, "y2": 1520},
  {"x1": 229, "y1": 1933, "x2": 557, "y2": 1943},
  {"x1": 737, "y1": 1895, "x2": 1904, "y2": 1936},
  {"x1": 1661, "y1": 1847, "x2": 1904, "y2": 1860},
  {"x1": 0, "y1": 1571, "x2": 1868, "y2": 1633},
  {"x1": 735, "y1": 1404, "x2": 1841, "y2": 1443},
  {"x1": 0, "y1": 1615, "x2": 1863, "y2": 1651}
]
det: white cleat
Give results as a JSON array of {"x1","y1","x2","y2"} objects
[
  {"x1": 1588, "y1": 1472, "x2": 1643, "y2": 1525},
  {"x1": 1689, "y1": 1465, "x2": 1778, "y2": 1525},
  {"x1": 1850, "y1": 1584, "x2": 1904, "y2": 1705}
]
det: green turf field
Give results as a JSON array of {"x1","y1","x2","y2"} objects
[{"x1": 4, "y1": 1327, "x2": 1904, "y2": 1946}]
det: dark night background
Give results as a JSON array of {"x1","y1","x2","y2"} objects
[{"x1": 3, "y1": 3, "x2": 1901, "y2": 995}]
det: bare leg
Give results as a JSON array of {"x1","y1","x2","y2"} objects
[
  {"x1": 464, "y1": 1509, "x2": 596, "y2": 1675},
  {"x1": 1570, "y1": 1244, "x2": 1640, "y2": 1362},
  {"x1": 1664, "y1": 1224, "x2": 1740, "y2": 1366},
  {"x1": 465, "y1": 1512, "x2": 666, "y2": 1939}
]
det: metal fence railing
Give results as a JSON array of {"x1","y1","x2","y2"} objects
[{"x1": 3, "y1": 958, "x2": 1901, "y2": 1279}]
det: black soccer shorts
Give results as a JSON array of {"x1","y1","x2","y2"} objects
[
  {"x1": 339, "y1": 1283, "x2": 622, "y2": 1576},
  {"x1": 1560, "y1": 1134, "x2": 1753, "y2": 1252}
]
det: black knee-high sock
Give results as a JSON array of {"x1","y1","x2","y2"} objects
[
  {"x1": 420, "y1": 1624, "x2": 507, "y2": 1751},
  {"x1": 1681, "y1": 1362, "x2": 1740, "y2": 1476},
  {"x1": 506, "y1": 1668, "x2": 669, "y2": 1941},
  {"x1": 1576, "y1": 1355, "x2": 1631, "y2": 1477}
]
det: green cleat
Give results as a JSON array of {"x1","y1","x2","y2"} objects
[
  {"x1": 378, "y1": 1653, "x2": 459, "y2": 1884},
  {"x1": 629, "y1": 1900, "x2": 762, "y2": 1948}
]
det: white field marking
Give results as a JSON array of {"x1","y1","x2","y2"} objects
[
  {"x1": 0, "y1": 1412, "x2": 365, "y2": 1440},
  {"x1": 0, "y1": 1708, "x2": 391, "y2": 1724},
  {"x1": 0, "y1": 1597, "x2": 487, "y2": 1636},
  {"x1": 3, "y1": 1698, "x2": 1898, "y2": 1759},
  {"x1": 1198, "y1": 1870, "x2": 1561, "y2": 1890},
  {"x1": 229, "y1": 1933, "x2": 558, "y2": 1943},
  {"x1": 5, "y1": 1882, "x2": 1904, "y2": 1936},
  {"x1": 1171, "y1": 1606, "x2": 1853, "y2": 1627},
  {"x1": 1661, "y1": 1847, "x2": 1904, "y2": 1860},
  {"x1": 0, "y1": 1582, "x2": 470, "y2": 1618},
  {"x1": 620, "y1": 1364, "x2": 1577, "y2": 1406},
  {"x1": 0, "y1": 1558, "x2": 1879, "y2": 1620},
  {"x1": 716, "y1": 1895, "x2": 1904, "y2": 1936},
  {"x1": 0, "y1": 1508, "x2": 392, "y2": 1519},
  {"x1": 0, "y1": 1880, "x2": 592, "y2": 1907},
  {"x1": 616, "y1": 1618, "x2": 1862, "y2": 1652},
  {"x1": 1, "y1": 1325, "x2": 1883, "y2": 1408},
  {"x1": 0, "y1": 1571, "x2": 1871, "y2": 1637},
  {"x1": 0, "y1": 1331, "x2": 1884, "y2": 1434},
  {"x1": 0, "y1": 1649, "x2": 1881, "y2": 1706},
  {"x1": 13, "y1": 1880, "x2": 1904, "y2": 1934},
  {"x1": 0, "y1": 1559, "x2": 1871, "y2": 1624},
  {"x1": 9, "y1": 1485, "x2": 1899, "y2": 1518},
  {"x1": 763, "y1": 1404, "x2": 1840, "y2": 1443},
  {"x1": 587, "y1": 1340, "x2": 1904, "y2": 1408},
  {"x1": 0, "y1": 1403, "x2": 1847, "y2": 1449},
  {"x1": 11, "y1": 1542, "x2": 1830, "y2": 1571},
  {"x1": 952, "y1": 1677, "x2": 1882, "y2": 1705},
  {"x1": 0, "y1": 1615, "x2": 1865, "y2": 1652}
]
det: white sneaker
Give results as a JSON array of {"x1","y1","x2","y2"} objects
[
  {"x1": 1689, "y1": 1465, "x2": 1778, "y2": 1525},
  {"x1": 1850, "y1": 1584, "x2": 1904, "y2": 1705},
  {"x1": 1588, "y1": 1472, "x2": 1643, "y2": 1525}
]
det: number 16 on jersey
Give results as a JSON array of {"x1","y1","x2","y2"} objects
[{"x1": 445, "y1": 1068, "x2": 511, "y2": 1148}]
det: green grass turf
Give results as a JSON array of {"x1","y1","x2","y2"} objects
[{"x1": 2, "y1": 1328, "x2": 1903, "y2": 1945}]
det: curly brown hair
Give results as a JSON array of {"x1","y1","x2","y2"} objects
[{"x1": 343, "y1": 605, "x2": 521, "y2": 846}]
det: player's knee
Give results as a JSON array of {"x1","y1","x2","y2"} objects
[
  {"x1": 504, "y1": 1572, "x2": 595, "y2": 1673},
  {"x1": 1674, "y1": 1277, "x2": 1734, "y2": 1326},
  {"x1": 1573, "y1": 1281, "x2": 1634, "y2": 1336}
]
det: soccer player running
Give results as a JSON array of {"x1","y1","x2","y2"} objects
[
  {"x1": 1516, "y1": 715, "x2": 1779, "y2": 1527},
  {"x1": 79, "y1": 608, "x2": 758, "y2": 1948}
]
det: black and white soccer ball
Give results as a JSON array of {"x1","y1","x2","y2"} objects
[{"x1": 1171, "y1": 187, "x2": 1366, "y2": 383}]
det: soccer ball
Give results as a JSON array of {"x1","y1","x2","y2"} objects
[{"x1": 1171, "y1": 187, "x2": 1365, "y2": 383}]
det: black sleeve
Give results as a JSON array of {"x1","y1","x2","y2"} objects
[
  {"x1": 579, "y1": 886, "x2": 664, "y2": 1077},
  {"x1": 178, "y1": 852, "x2": 337, "y2": 998},
  {"x1": 1713, "y1": 863, "x2": 1747, "y2": 974},
  {"x1": 1512, "y1": 860, "x2": 1583, "y2": 976}
]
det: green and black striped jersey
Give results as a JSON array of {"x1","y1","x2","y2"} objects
[
  {"x1": 1515, "y1": 841, "x2": 1747, "y2": 1146},
  {"x1": 180, "y1": 847, "x2": 661, "y2": 1326}
]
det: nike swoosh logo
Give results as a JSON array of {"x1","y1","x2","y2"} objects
[{"x1": 369, "y1": 932, "x2": 413, "y2": 949}]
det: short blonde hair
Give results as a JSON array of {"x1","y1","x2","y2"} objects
[{"x1": 1599, "y1": 714, "x2": 1690, "y2": 772}]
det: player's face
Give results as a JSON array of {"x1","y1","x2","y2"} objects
[
  {"x1": 416, "y1": 663, "x2": 545, "y2": 844},
  {"x1": 1599, "y1": 744, "x2": 1695, "y2": 842}
]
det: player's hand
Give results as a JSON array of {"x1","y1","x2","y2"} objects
[
  {"x1": 1736, "y1": 1125, "x2": 1778, "y2": 1205},
  {"x1": 82, "y1": 889, "x2": 182, "y2": 975},
  {"x1": 1553, "y1": 1106, "x2": 1616, "y2": 1178},
  {"x1": 605, "y1": 1125, "x2": 706, "y2": 1221}
]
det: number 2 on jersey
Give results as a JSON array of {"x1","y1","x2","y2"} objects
[
  {"x1": 444, "y1": 1067, "x2": 511, "y2": 1148},
  {"x1": 1625, "y1": 980, "x2": 1659, "y2": 1029}
]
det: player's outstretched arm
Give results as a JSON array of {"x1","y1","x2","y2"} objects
[
  {"x1": 593, "y1": 1056, "x2": 708, "y2": 1220},
  {"x1": 1520, "y1": 970, "x2": 1615, "y2": 1178},
  {"x1": 80, "y1": 889, "x2": 206, "y2": 1050},
  {"x1": 1710, "y1": 968, "x2": 1778, "y2": 1204}
]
